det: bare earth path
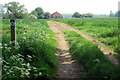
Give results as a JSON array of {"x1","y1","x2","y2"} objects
[
  {"x1": 53, "y1": 21, "x2": 119, "y2": 65},
  {"x1": 47, "y1": 21, "x2": 83, "y2": 79},
  {"x1": 47, "y1": 21, "x2": 119, "y2": 79},
  {"x1": 55, "y1": 21, "x2": 119, "y2": 65}
]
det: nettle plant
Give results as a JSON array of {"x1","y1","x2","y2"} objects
[
  {"x1": 2, "y1": 40, "x2": 32, "y2": 78},
  {"x1": 2, "y1": 19, "x2": 58, "y2": 80},
  {"x1": 3, "y1": 54, "x2": 31, "y2": 79}
]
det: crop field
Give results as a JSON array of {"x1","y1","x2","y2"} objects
[
  {"x1": 55, "y1": 18, "x2": 120, "y2": 54},
  {"x1": 1, "y1": 19, "x2": 58, "y2": 79}
]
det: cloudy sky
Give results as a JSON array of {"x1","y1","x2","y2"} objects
[{"x1": 1, "y1": 0, "x2": 120, "y2": 14}]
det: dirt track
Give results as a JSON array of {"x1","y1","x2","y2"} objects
[
  {"x1": 47, "y1": 21, "x2": 119, "y2": 78},
  {"x1": 47, "y1": 21, "x2": 83, "y2": 78}
]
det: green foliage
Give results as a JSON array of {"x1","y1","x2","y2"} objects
[
  {"x1": 72, "y1": 12, "x2": 81, "y2": 18},
  {"x1": 38, "y1": 14, "x2": 45, "y2": 19},
  {"x1": 87, "y1": 62, "x2": 120, "y2": 79},
  {"x1": 3, "y1": 2, "x2": 29, "y2": 19},
  {"x1": 62, "y1": 14, "x2": 72, "y2": 19},
  {"x1": 55, "y1": 18, "x2": 119, "y2": 54},
  {"x1": 30, "y1": 10, "x2": 38, "y2": 17},
  {"x1": 2, "y1": 19, "x2": 58, "y2": 79},
  {"x1": 35, "y1": 7, "x2": 44, "y2": 16},
  {"x1": 82, "y1": 13, "x2": 93, "y2": 17},
  {"x1": 31, "y1": 7, "x2": 51, "y2": 19},
  {"x1": 34, "y1": 7, "x2": 44, "y2": 19},
  {"x1": 64, "y1": 31, "x2": 120, "y2": 79},
  {"x1": 44, "y1": 12, "x2": 51, "y2": 19},
  {"x1": 118, "y1": 11, "x2": 120, "y2": 17},
  {"x1": 109, "y1": 11, "x2": 115, "y2": 17},
  {"x1": 3, "y1": 54, "x2": 31, "y2": 79}
]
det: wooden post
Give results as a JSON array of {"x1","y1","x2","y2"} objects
[
  {"x1": 118, "y1": 2, "x2": 120, "y2": 52},
  {"x1": 10, "y1": 20, "x2": 16, "y2": 47},
  {"x1": 118, "y1": 17, "x2": 120, "y2": 51}
]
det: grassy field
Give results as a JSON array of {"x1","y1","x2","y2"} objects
[
  {"x1": 54, "y1": 18, "x2": 120, "y2": 54},
  {"x1": 2, "y1": 19, "x2": 58, "y2": 80},
  {"x1": 1, "y1": 18, "x2": 120, "y2": 79},
  {"x1": 64, "y1": 30, "x2": 120, "y2": 79}
]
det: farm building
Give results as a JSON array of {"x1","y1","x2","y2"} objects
[{"x1": 51, "y1": 12, "x2": 63, "y2": 19}]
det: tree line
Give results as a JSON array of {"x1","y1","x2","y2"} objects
[
  {"x1": 72, "y1": 12, "x2": 93, "y2": 18},
  {"x1": 1, "y1": 2, "x2": 120, "y2": 19},
  {"x1": 72, "y1": 11, "x2": 120, "y2": 18},
  {"x1": 109, "y1": 11, "x2": 120, "y2": 17},
  {"x1": 2, "y1": 2, "x2": 51, "y2": 19}
]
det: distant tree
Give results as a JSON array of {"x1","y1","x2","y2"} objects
[
  {"x1": 72, "y1": 12, "x2": 81, "y2": 18},
  {"x1": 109, "y1": 11, "x2": 115, "y2": 17},
  {"x1": 118, "y1": 11, "x2": 120, "y2": 17},
  {"x1": 115, "y1": 12, "x2": 118, "y2": 17},
  {"x1": 81, "y1": 14, "x2": 85, "y2": 17},
  {"x1": 35, "y1": 7, "x2": 44, "y2": 15},
  {"x1": 44, "y1": 12, "x2": 51, "y2": 19},
  {"x1": 85, "y1": 13, "x2": 93, "y2": 17},
  {"x1": 35, "y1": 7, "x2": 44, "y2": 19},
  {"x1": 81, "y1": 13, "x2": 93, "y2": 18},
  {"x1": 38, "y1": 14, "x2": 45, "y2": 19},
  {"x1": 0, "y1": 4, "x2": 3, "y2": 18},
  {"x1": 29, "y1": 14, "x2": 37, "y2": 19},
  {"x1": 62, "y1": 14, "x2": 72, "y2": 19},
  {"x1": 31, "y1": 10, "x2": 38, "y2": 17},
  {"x1": 3, "y1": 2, "x2": 29, "y2": 19},
  {"x1": 118, "y1": 12, "x2": 120, "y2": 17}
]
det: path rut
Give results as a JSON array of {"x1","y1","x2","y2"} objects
[
  {"x1": 50, "y1": 21, "x2": 119, "y2": 65},
  {"x1": 47, "y1": 21, "x2": 119, "y2": 79},
  {"x1": 47, "y1": 21, "x2": 83, "y2": 79}
]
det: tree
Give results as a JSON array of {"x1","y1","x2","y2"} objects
[
  {"x1": 0, "y1": 4, "x2": 3, "y2": 18},
  {"x1": 109, "y1": 11, "x2": 115, "y2": 17},
  {"x1": 116, "y1": 11, "x2": 120, "y2": 17},
  {"x1": 115, "y1": 12, "x2": 118, "y2": 17},
  {"x1": 38, "y1": 14, "x2": 45, "y2": 19},
  {"x1": 31, "y1": 10, "x2": 38, "y2": 17},
  {"x1": 118, "y1": 11, "x2": 120, "y2": 17},
  {"x1": 29, "y1": 14, "x2": 37, "y2": 19},
  {"x1": 3, "y1": 2, "x2": 29, "y2": 19},
  {"x1": 35, "y1": 7, "x2": 44, "y2": 19},
  {"x1": 44, "y1": 12, "x2": 51, "y2": 19},
  {"x1": 31, "y1": 7, "x2": 52, "y2": 19},
  {"x1": 85, "y1": 13, "x2": 93, "y2": 17},
  {"x1": 72, "y1": 12, "x2": 81, "y2": 18}
]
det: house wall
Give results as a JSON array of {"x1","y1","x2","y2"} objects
[{"x1": 51, "y1": 16, "x2": 63, "y2": 19}]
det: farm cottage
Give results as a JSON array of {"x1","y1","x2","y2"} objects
[{"x1": 51, "y1": 12, "x2": 63, "y2": 19}]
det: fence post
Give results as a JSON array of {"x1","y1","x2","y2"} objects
[{"x1": 10, "y1": 20, "x2": 16, "y2": 47}]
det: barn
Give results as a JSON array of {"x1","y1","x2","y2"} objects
[{"x1": 51, "y1": 12, "x2": 63, "y2": 19}]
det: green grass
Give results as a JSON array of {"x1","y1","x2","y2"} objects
[
  {"x1": 64, "y1": 30, "x2": 120, "y2": 79},
  {"x1": 54, "y1": 18, "x2": 119, "y2": 54},
  {"x1": 2, "y1": 19, "x2": 58, "y2": 80}
]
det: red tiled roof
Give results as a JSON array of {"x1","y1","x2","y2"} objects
[{"x1": 51, "y1": 12, "x2": 63, "y2": 17}]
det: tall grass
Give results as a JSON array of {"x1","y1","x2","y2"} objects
[
  {"x1": 64, "y1": 30, "x2": 120, "y2": 79},
  {"x1": 2, "y1": 19, "x2": 58, "y2": 80},
  {"x1": 55, "y1": 18, "x2": 119, "y2": 54}
]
